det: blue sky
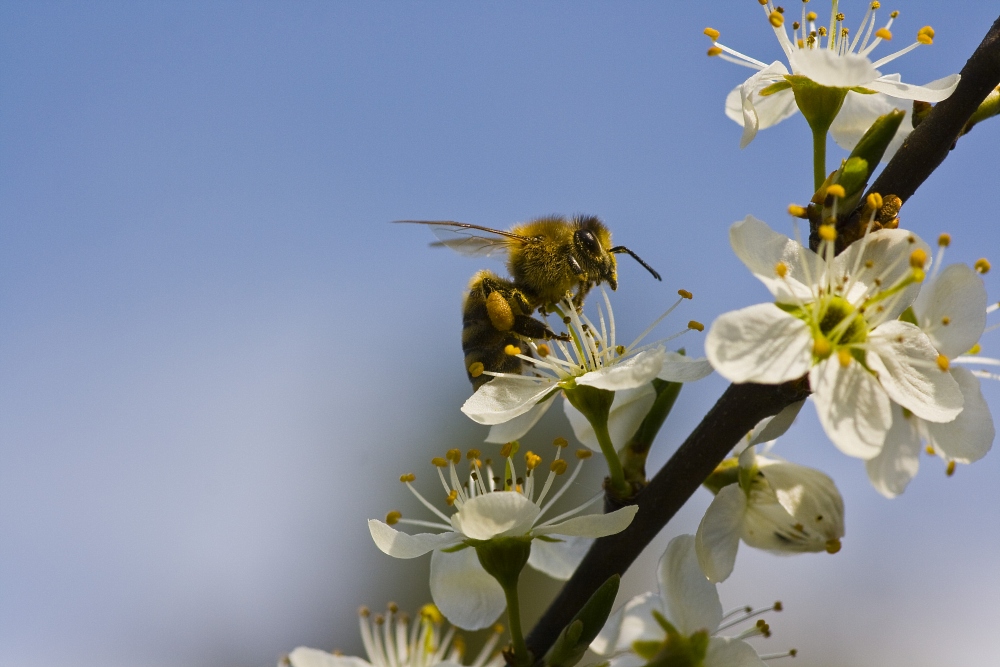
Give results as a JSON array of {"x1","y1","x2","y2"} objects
[{"x1": 2, "y1": 2, "x2": 999, "y2": 666}]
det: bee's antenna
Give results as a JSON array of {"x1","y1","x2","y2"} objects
[{"x1": 610, "y1": 246, "x2": 662, "y2": 281}]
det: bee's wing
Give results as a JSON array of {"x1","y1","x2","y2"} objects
[{"x1": 394, "y1": 220, "x2": 529, "y2": 259}]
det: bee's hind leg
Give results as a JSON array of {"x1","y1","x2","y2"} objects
[{"x1": 511, "y1": 314, "x2": 570, "y2": 342}]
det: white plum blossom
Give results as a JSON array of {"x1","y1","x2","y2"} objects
[
  {"x1": 706, "y1": 215, "x2": 963, "y2": 460},
  {"x1": 591, "y1": 534, "x2": 792, "y2": 667},
  {"x1": 281, "y1": 603, "x2": 504, "y2": 667},
  {"x1": 462, "y1": 290, "x2": 712, "y2": 445},
  {"x1": 368, "y1": 443, "x2": 637, "y2": 630},
  {"x1": 696, "y1": 446, "x2": 845, "y2": 583},
  {"x1": 867, "y1": 260, "x2": 997, "y2": 497},
  {"x1": 706, "y1": 0, "x2": 959, "y2": 153}
]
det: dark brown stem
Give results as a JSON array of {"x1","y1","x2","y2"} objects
[{"x1": 524, "y1": 14, "x2": 1000, "y2": 661}]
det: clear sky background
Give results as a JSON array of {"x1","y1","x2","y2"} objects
[{"x1": 2, "y1": 2, "x2": 999, "y2": 666}]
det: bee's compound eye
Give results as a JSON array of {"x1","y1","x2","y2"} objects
[{"x1": 575, "y1": 229, "x2": 602, "y2": 256}]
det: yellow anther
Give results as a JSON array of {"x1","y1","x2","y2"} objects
[
  {"x1": 865, "y1": 260, "x2": 874, "y2": 268},
  {"x1": 775, "y1": 262, "x2": 789, "y2": 278},
  {"x1": 909, "y1": 248, "x2": 928, "y2": 268},
  {"x1": 537, "y1": 343, "x2": 550, "y2": 357},
  {"x1": 806, "y1": 11, "x2": 817, "y2": 21},
  {"x1": 758, "y1": 0, "x2": 768, "y2": 5},
  {"x1": 790, "y1": 650, "x2": 798, "y2": 658},
  {"x1": 769, "y1": 10, "x2": 784, "y2": 27},
  {"x1": 793, "y1": 21, "x2": 800, "y2": 30},
  {"x1": 420, "y1": 603, "x2": 443, "y2": 623},
  {"x1": 524, "y1": 451, "x2": 542, "y2": 470},
  {"x1": 837, "y1": 348, "x2": 852, "y2": 368},
  {"x1": 688, "y1": 320, "x2": 705, "y2": 332},
  {"x1": 707, "y1": 46, "x2": 723, "y2": 57},
  {"x1": 975, "y1": 258, "x2": 991, "y2": 274},
  {"x1": 890, "y1": 10, "x2": 899, "y2": 18},
  {"x1": 504, "y1": 344, "x2": 521, "y2": 356},
  {"x1": 704, "y1": 27, "x2": 721, "y2": 41},
  {"x1": 937, "y1": 232, "x2": 951, "y2": 247},
  {"x1": 870, "y1": 1, "x2": 880, "y2": 9},
  {"x1": 825, "y1": 538, "x2": 842, "y2": 554},
  {"x1": 867, "y1": 192, "x2": 883, "y2": 210},
  {"x1": 817, "y1": 26, "x2": 827, "y2": 37},
  {"x1": 678, "y1": 289, "x2": 693, "y2": 299},
  {"x1": 788, "y1": 204, "x2": 809, "y2": 218},
  {"x1": 616, "y1": 344, "x2": 626, "y2": 355},
  {"x1": 826, "y1": 184, "x2": 846, "y2": 198},
  {"x1": 374, "y1": 614, "x2": 385, "y2": 625},
  {"x1": 941, "y1": 316, "x2": 950, "y2": 326},
  {"x1": 917, "y1": 29, "x2": 933, "y2": 45},
  {"x1": 468, "y1": 361, "x2": 485, "y2": 378},
  {"x1": 445, "y1": 489, "x2": 459, "y2": 506},
  {"x1": 926, "y1": 445, "x2": 935, "y2": 455},
  {"x1": 400, "y1": 473, "x2": 416, "y2": 483},
  {"x1": 467, "y1": 449, "x2": 481, "y2": 460},
  {"x1": 819, "y1": 225, "x2": 837, "y2": 242},
  {"x1": 969, "y1": 343, "x2": 982, "y2": 355},
  {"x1": 936, "y1": 354, "x2": 950, "y2": 371},
  {"x1": 813, "y1": 337, "x2": 831, "y2": 357},
  {"x1": 500, "y1": 441, "x2": 518, "y2": 458},
  {"x1": 774, "y1": 601, "x2": 783, "y2": 612},
  {"x1": 919, "y1": 25, "x2": 935, "y2": 39},
  {"x1": 359, "y1": 605, "x2": 371, "y2": 617},
  {"x1": 553, "y1": 436, "x2": 568, "y2": 448},
  {"x1": 431, "y1": 457, "x2": 448, "y2": 468},
  {"x1": 445, "y1": 449, "x2": 461, "y2": 463},
  {"x1": 836, "y1": 12, "x2": 844, "y2": 21},
  {"x1": 387, "y1": 602, "x2": 399, "y2": 613},
  {"x1": 385, "y1": 511, "x2": 402, "y2": 525},
  {"x1": 452, "y1": 636, "x2": 466, "y2": 656},
  {"x1": 575, "y1": 449, "x2": 593, "y2": 459},
  {"x1": 550, "y1": 459, "x2": 568, "y2": 475},
  {"x1": 946, "y1": 460, "x2": 956, "y2": 476}
]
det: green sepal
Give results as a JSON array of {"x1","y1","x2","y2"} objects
[
  {"x1": 441, "y1": 542, "x2": 472, "y2": 553},
  {"x1": 899, "y1": 306, "x2": 919, "y2": 326},
  {"x1": 562, "y1": 383, "x2": 615, "y2": 426},
  {"x1": 834, "y1": 156, "x2": 870, "y2": 206},
  {"x1": 639, "y1": 611, "x2": 709, "y2": 667},
  {"x1": 473, "y1": 536, "x2": 532, "y2": 589},
  {"x1": 542, "y1": 575, "x2": 621, "y2": 667},
  {"x1": 759, "y1": 80, "x2": 792, "y2": 97},
  {"x1": 844, "y1": 109, "x2": 905, "y2": 197},
  {"x1": 786, "y1": 74, "x2": 849, "y2": 135},
  {"x1": 535, "y1": 534, "x2": 563, "y2": 543},
  {"x1": 702, "y1": 457, "x2": 739, "y2": 495}
]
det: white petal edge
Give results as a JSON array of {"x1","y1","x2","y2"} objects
[
  {"x1": 450, "y1": 492, "x2": 540, "y2": 541},
  {"x1": 704, "y1": 637, "x2": 766, "y2": 667},
  {"x1": 864, "y1": 403, "x2": 921, "y2": 498},
  {"x1": 576, "y1": 347, "x2": 665, "y2": 391},
  {"x1": 564, "y1": 384, "x2": 657, "y2": 453},
  {"x1": 462, "y1": 378, "x2": 555, "y2": 425},
  {"x1": 659, "y1": 534, "x2": 723, "y2": 636},
  {"x1": 706, "y1": 303, "x2": 813, "y2": 384},
  {"x1": 809, "y1": 357, "x2": 891, "y2": 459},
  {"x1": 429, "y1": 547, "x2": 506, "y2": 630},
  {"x1": 536, "y1": 505, "x2": 638, "y2": 538},
  {"x1": 868, "y1": 73, "x2": 960, "y2": 102},
  {"x1": 658, "y1": 352, "x2": 714, "y2": 382},
  {"x1": 485, "y1": 394, "x2": 556, "y2": 443},
  {"x1": 287, "y1": 648, "x2": 371, "y2": 667},
  {"x1": 591, "y1": 592, "x2": 662, "y2": 657},
  {"x1": 368, "y1": 520, "x2": 461, "y2": 559},
  {"x1": 748, "y1": 398, "x2": 806, "y2": 446},
  {"x1": 695, "y1": 485, "x2": 746, "y2": 583},
  {"x1": 527, "y1": 535, "x2": 592, "y2": 581},
  {"x1": 728, "y1": 215, "x2": 817, "y2": 302},
  {"x1": 912, "y1": 263, "x2": 987, "y2": 359},
  {"x1": 925, "y1": 367, "x2": 995, "y2": 463}
]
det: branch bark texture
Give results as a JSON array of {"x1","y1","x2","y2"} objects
[{"x1": 524, "y1": 13, "x2": 1000, "y2": 662}]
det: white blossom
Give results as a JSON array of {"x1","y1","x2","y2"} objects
[
  {"x1": 706, "y1": 0, "x2": 959, "y2": 154},
  {"x1": 462, "y1": 290, "x2": 711, "y2": 445},
  {"x1": 591, "y1": 535, "x2": 790, "y2": 667},
  {"x1": 281, "y1": 603, "x2": 504, "y2": 667},
  {"x1": 368, "y1": 444, "x2": 637, "y2": 630},
  {"x1": 696, "y1": 446, "x2": 845, "y2": 583},
  {"x1": 706, "y1": 215, "x2": 963, "y2": 459}
]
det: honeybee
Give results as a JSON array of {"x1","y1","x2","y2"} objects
[{"x1": 398, "y1": 215, "x2": 661, "y2": 389}]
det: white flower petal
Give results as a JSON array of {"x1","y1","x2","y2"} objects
[
  {"x1": 461, "y1": 377, "x2": 555, "y2": 425},
  {"x1": 591, "y1": 592, "x2": 662, "y2": 657},
  {"x1": 725, "y1": 61, "x2": 792, "y2": 147},
  {"x1": 527, "y1": 535, "x2": 592, "y2": 581},
  {"x1": 704, "y1": 637, "x2": 766, "y2": 667},
  {"x1": 658, "y1": 351, "x2": 714, "y2": 382},
  {"x1": 485, "y1": 394, "x2": 556, "y2": 444},
  {"x1": 728, "y1": 215, "x2": 817, "y2": 302},
  {"x1": 564, "y1": 383, "x2": 657, "y2": 452},
  {"x1": 868, "y1": 320, "x2": 963, "y2": 423},
  {"x1": 450, "y1": 492, "x2": 540, "y2": 540},
  {"x1": 833, "y1": 229, "x2": 928, "y2": 321},
  {"x1": 577, "y1": 347, "x2": 665, "y2": 390},
  {"x1": 695, "y1": 485, "x2": 746, "y2": 584},
  {"x1": 809, "y1": 357, "x2": 891, "y2": 459},
  {"x1": 864, "y1": 403, "x2": 922, "y2": 498},
  {"x1": 748, "y1": 398, "x2": 806, "y2": 446},
  {"x1": 659, "y1": 534, "x2": 722, "y2": 636},
  {"x1": 429, "y1": 547, "x2": 506, "y2": 630},
  {"x1": 536, "y1": 505, "x2": 638, "y2": 538},
  {"x1": 706, "y1": 304, "x2": 813, "y2": 384},
  {"x1": 830, "y1": 89, "x2": 910, "y2": 157},
  {"x1": 913, "y1": 263, "x2": 988, "y2": 359},
  {"x1": 287, "y1": 648, "x2": 370, "y2": 667},
  {"x1": 925, "y1": 367, "x2": 995, "y2": 463},
  {"x1": 368, "y1": 520, "x2": 461, "y2": 559},
  {"x1": 868, "y1": 73, "x2": 961, "y2": 102},
  {"x1": 789, "y1": 49, "x2": 878, "y2": 88}
]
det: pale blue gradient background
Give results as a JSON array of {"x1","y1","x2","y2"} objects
[{"x1": 2, "y1": 2, "x2": 998, "y2": 666}]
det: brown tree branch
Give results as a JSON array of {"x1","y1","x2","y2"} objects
[{"x1": 523, "y1": 14, "x2": 1000, "y2": 661}]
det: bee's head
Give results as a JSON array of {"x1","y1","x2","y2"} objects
[{"x1": 572, "y1": 216, "x2": 618, "y2": 290}]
